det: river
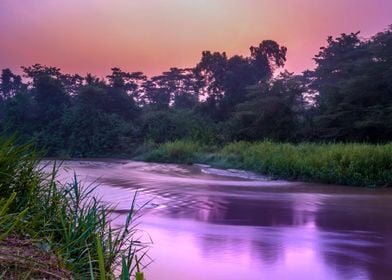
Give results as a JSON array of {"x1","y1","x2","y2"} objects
[{"x1": 55, "y1": 160, "x2": 392, "y2": 280}]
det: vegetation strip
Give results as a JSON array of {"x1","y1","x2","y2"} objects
[{"x1": 139, "y1": 140, "x2": 392, "y2": 187}]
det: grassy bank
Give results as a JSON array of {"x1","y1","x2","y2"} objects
[
  {"x1": 0, "y1": 138, "x2": 147, "y2": 279},
  {"x1": 139, "y1": 140, "x2": 392, "y2": 187}
]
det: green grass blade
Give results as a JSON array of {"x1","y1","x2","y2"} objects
[{"x1": 96, "y1": 234, "x2": 106, "y2": 280}]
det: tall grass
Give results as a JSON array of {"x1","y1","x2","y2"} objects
[
  {"x1": 45, "y1": 178, "x2": 149, "y2": 278},
  {"x1": 0, "y1": 138, "x2": 148, "y2": 279},
  {"x1": 0, "y1": 193, "x2": 28, "y2": 242},
  {"x1": 221, "y1": 141, "x2": 392, "y2": 186},
  {"x1": 140, "y1": 140, "x2": 392, "y2": 187},
  {"x1": 142, "y1": 140, "x2": 205, "y2": 163}
]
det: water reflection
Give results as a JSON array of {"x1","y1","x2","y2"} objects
[{"x1": 55, "y1": 160, "x2": 392, "y2": 280}]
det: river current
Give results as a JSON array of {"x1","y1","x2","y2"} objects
[{"x1": 55, "y1": 160, "x2": 392, "y2": 280}]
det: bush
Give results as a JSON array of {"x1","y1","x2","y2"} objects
[{"x1": 142, "y1": 140, "x2": 205, "y2": 163}]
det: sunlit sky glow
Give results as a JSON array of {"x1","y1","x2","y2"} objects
[{"x1": 1, "y1": 0, "x2": 391, "y2": 77}]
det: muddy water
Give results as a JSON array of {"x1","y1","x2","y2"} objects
[{"x1": 56, "y1": 160, "x2": 392, "y2": 280}]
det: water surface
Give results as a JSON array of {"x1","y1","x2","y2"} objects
[{"x1": 56, "y1": 160, "x2": 392, "y2": 280}]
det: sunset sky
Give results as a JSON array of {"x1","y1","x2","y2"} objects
[{"x1": 1, "y1": 0, "x2": 391, "y2": 77}]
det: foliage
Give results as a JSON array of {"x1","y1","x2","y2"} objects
[
  {"x1": 0, "y1": 137, "x2": 41, "y2": 210},
  {"x1": 233, "y1": 71, "x2": 307, "y2": 141},
  {"x1": 0, "y1": 193, "x2": 28, "y2": 242},
  {"x1": 308, "y1": 29, "x2": 392, "y2": 141},
  {"x1": 143, "y1": 140, "x2": 205, "y2": 163},
  {"x1": 140, "y1": 140, "x2": 392, "y2": 187},
  {"x1": 61, "y1": 104, "x2": 133, "y2": 157},
  {"x1": 0, "y1": 138, "x2": 148, "y2": 279},
  {"x1": 140, "y1": 109, "x2": 216, "y2": 144},
  {"x1": 220, "y1": 141, "x2": 392, "y2": 186},
  {"x1": 1, "y1": 25, "x2": 392, "y2": 157}
]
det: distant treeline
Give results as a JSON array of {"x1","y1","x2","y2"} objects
[{"x1": 0, "y1": 25, "x2": 391, "y2": 157}]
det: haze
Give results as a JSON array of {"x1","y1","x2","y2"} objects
[{"x1": 1, "y1": 0, "x2": 391, "y2": 76}]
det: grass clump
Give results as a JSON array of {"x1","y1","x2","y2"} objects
[
  {"x1": 0, "y1": 137, "x2": 148, "y2": 279},
  {"x1": 143, "y1": 140, "x2": 205, "y2": 164}
]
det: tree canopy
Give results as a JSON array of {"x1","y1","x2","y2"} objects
[{"x1": 1, "y1": 25, "x2": 391, "y2": 156}]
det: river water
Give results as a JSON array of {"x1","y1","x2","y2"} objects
[{"x1": 56, "y1": 160, "x2": 392, "y2": 280}]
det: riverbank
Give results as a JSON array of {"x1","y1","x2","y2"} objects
[
  {"x1": 137, "y1": 140, "x2": 392, "y2": 187},
  {"x1": 0, "y1": 235, "x2": 72, "y2": 279},
  {"x1": 0, "y1": 138, "x2": 147, "y2": 279}
]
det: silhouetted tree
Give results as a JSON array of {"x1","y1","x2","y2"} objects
[
  {"x1": 250, "y1": 40, "x2": 287, "y2": 81},
  {"x1": 0, "y1": 69, "x2": 25, "y2": 99},
  {"x1": 309, "y1": 29, "x2": 392, "y2": 142},
  {"x1": 195, "y1": 40, "x2": 287, "y2": 120},
  {"x1": 233, "y1": 72, "x2": 306, "y2": 141}
]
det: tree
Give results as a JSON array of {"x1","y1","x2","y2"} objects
[
  {"x1": 195, "y1": 41, "x2": 287, "y2": 121},
  {"x1": 61, "y1": 85, "x2": 135, "y2": 156},
  {"x1": 0, "y1": 91, "x2": 35, "y2": 142},
  {"x1": 250, "y1": 40, "x2": 287, "y2": 81},
  {"x1": 142, "y1": 79, "x2": 171, "y2": 110},
  {"x1": 107, "y1": 68, "x2": 147, "y2": 103},
  {"x1": 233, "y1": 72, "x2": 306, "y2": 141},
  {"x1": 22, "y1": 64, "x2": 64, "y2": 83},
  {"x1": 32, "y1": 75, "x2": 70, "y2": 124},
  {"x1": 309, "y1": 30, "x2": 392, "y2": 142},
  {"x1": 145, "y1": 68, "x2": 199, "y2": 110},
  {"x1": 140, "y1": 109, "x2": 216, "y2": 143},
  {"x1": 0, "y1": 69, "x2": 25, "y2": 99}
]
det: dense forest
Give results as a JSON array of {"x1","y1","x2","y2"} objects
[{"x1": 1, "y1": 26, "x2": 391, "y2": 157}]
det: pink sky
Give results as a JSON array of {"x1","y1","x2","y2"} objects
[{"x1": 0, "y1": 0, "x2": 391, "y2": 77}]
